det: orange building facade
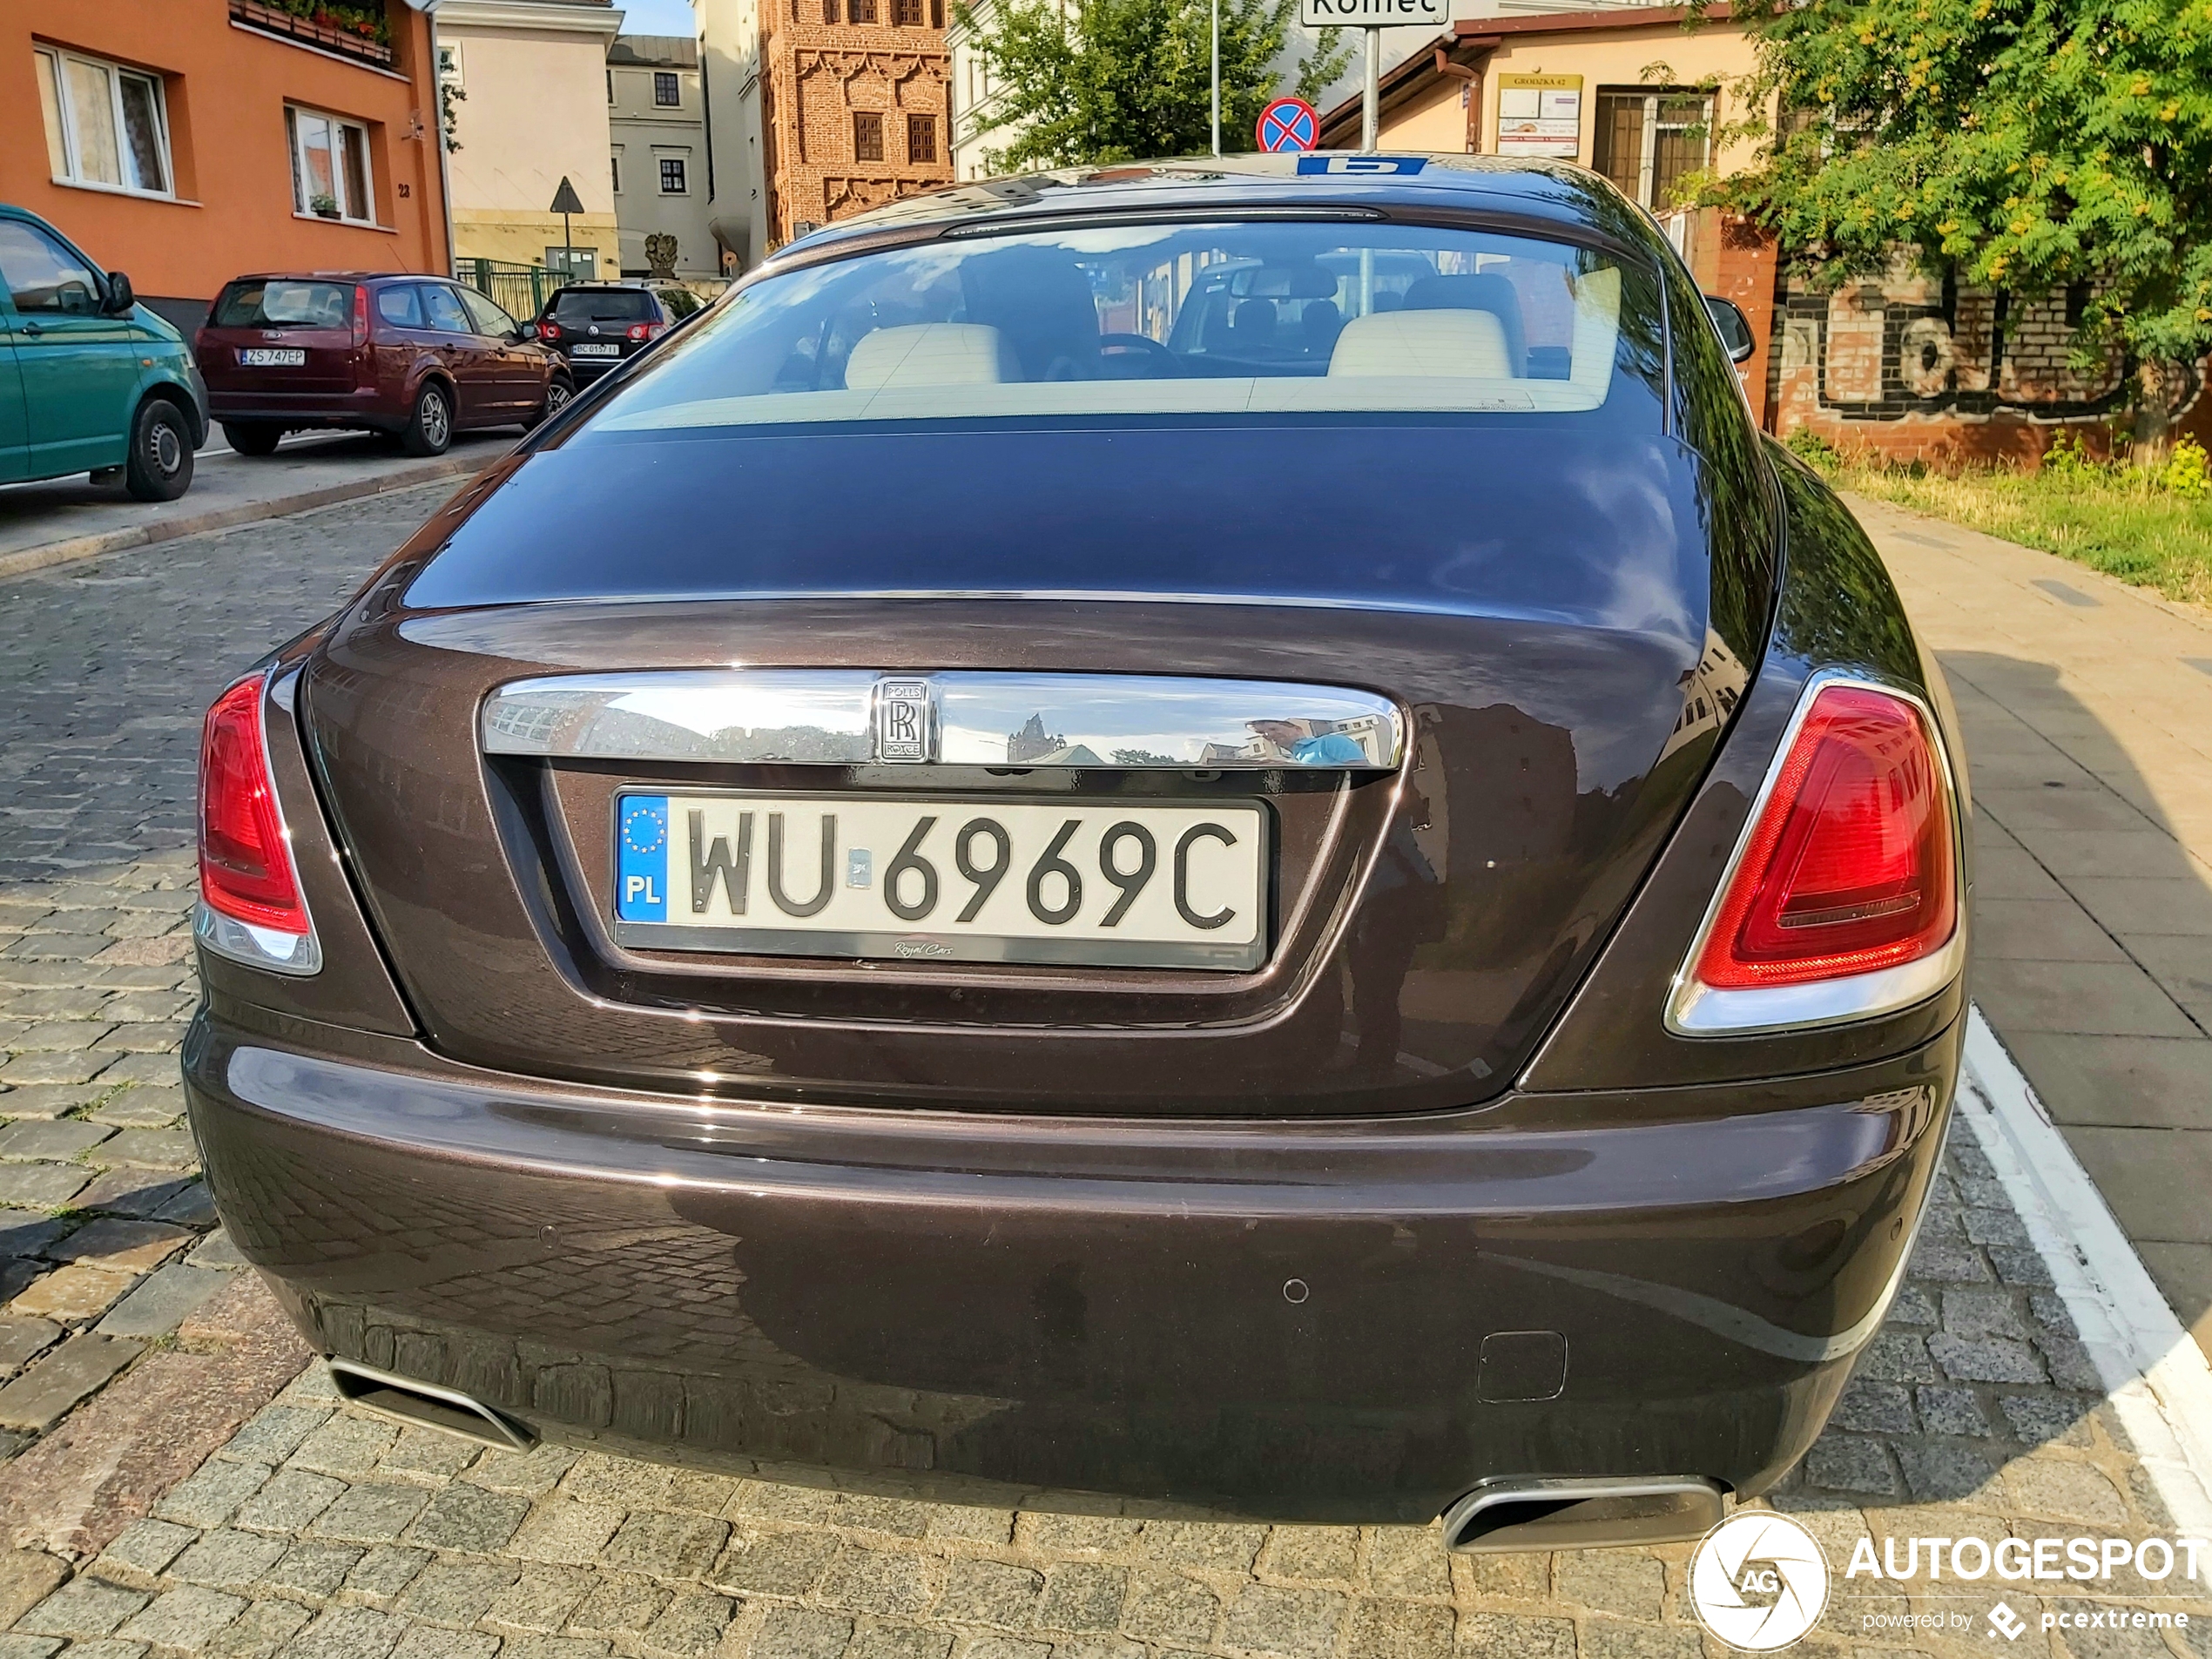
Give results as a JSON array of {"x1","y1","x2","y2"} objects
[
  {"x1": 759, "y1": 0, "x2": 951, "y2": 246},
  {"x1": 3, "y1": 0, "x2": 451, "y2": 334}
]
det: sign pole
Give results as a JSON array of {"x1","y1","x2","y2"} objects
[
  {"x1": 1360, "y1": 27, "x2": 1379, "y2": 153},
  {"x1": 1211, "y1": 0, "x2": 1221, "y2": 157}
]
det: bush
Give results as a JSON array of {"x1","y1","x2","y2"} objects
[
  {"x1": 2161, "y1": 438, "x2": 2211, "y2": 498},
  {"x1": 2040, "y1": 429, "x2": 2109, "y2": 479},
  {"x1": 1784, "y1": 427, "x2": 1841, "y2": 469}
]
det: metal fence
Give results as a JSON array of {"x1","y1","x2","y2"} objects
[{"x1": 456, "y1": 257, "x2": 555, "y2": 320}]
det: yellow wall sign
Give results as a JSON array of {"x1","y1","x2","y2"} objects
[{"x1": 1496, "y1": 72, "x2": 1583, "y2": 159}]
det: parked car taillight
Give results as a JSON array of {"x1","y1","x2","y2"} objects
[
  {"x1": 198, "y1": 673, "x2": 320, "y2": 974},
  {"x1": 1669, "y1": 678, "x2": 1960, "y2": 1035},
  {"x1": 538, "y1": 320, "x2": 560, "y2": 341},
  {"x1": 627, "y1": 322, "x2": 651, "y2": 341},
  {"x1": 351, "y1": 283, "x2": 369, "y2": 348}
]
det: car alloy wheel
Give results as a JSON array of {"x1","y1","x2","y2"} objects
[
  {"x1": 546, "y1": 380, "x2": 574, "y2": 417},
  {"x1": 422, "y1": 390, "x2": 450, "y2": 448},
  {"x1": 124, "y1": 398, "x2": 194, "y2": 502},
  {"x1": 405, "y1": 384, "x2": 453, "y2": 456}
]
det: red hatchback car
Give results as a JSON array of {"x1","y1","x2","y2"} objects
[{"x1": 197, "y1": 273, "x2": 573, "y2": 456}]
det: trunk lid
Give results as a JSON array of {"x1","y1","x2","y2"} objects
[
  {"x1": 199, "y1": 278, "x2": 361, "y2": 394},
  {"x1": 304, "y1": 422, "x2": 1756, "y2": 1116}
]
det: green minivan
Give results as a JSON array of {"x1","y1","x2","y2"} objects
[{"x1": 0, "y1": 204, "x2": 208, "y2": 501}]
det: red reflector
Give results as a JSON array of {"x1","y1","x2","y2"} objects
[
  {"x1": 1695, "y1": 684, "x2": 1955, "y2": 989},
  {"x1": 199, "y1": 676, "x2": 309, "y2": 934}
]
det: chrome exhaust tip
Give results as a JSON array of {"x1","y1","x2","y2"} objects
[
  {"x1": 1441, "y1": 1476, "x2": 1725, "y2": 1553},
  {"x1": 327, "y1": 1359, "x2": 538, "y2": 1452}
]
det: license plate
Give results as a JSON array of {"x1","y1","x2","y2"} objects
[
  {"x1": 570, "y1": 343, "x2": 620, "y2": 356},
  {"x1": 612, "y1": 793, "x2": 1268, "y2": 970},
  {"x1": 239, "y1": 347, "x2": 306, "y2": 367}
]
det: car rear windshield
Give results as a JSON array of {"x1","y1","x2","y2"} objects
[
  {"x1": 585, "y1": 219, "x2": 1662, "y2": 434},
  {"x1": 213, "y1": 280, "x2": 354, "y2": 329},
  {"x1": 551, "y1": 289, "x2": 657, "y2": 323}
]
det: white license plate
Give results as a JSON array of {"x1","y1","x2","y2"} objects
[
  {"x1": 239, "y1": 347, "x2": 306, "y2": 367},
  {"x1": 570, "y1": 343, "x2": 620, "y2": 356},
  {"x1": 612, "y1": 793, "x2": 1267, "y2": 970}
]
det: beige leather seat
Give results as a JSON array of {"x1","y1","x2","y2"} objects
[
  {"x1": 1326, "y1": 308, "x2": 1513, "y2": 379},
  {"x1": 845, "y1": 323, "x2": 1019, "y2": 391}
]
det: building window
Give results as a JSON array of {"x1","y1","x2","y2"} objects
[
  {"x1": 1593, "y1": 90, "x2": 1711, "y2": 211},
  {"x1": 932, "y1": 0, "x2": 944, "y2": 24},
  {"x1": 850, "y1": 0, "x2": 879, "y2": 21},
  {"x1": 34, "y1": 47, "x2": 172, "y2": 198},
  {"x1": 654, "y1": 71, "x2": 680, "y2": 105},
  {"x1": 287, "y1": 105, "x2": 374, "y2": 224},
  {"x1": 659, "y1": 156, "x2": 687, "y2": 192},
  {"x1": 607, "y1": 68, "x2": 615, "y2": 102},
  {"x1": 821, "y1": 0, "x2": 839, "y2": 19},
  {"x1": 611, "y1": 152, "x2": 622, "y2": 193},
  {"x1": 894, "y1": 0, "x2": 923, "y2": 22},
  {"x1": 853, "y1": 111, "x2": 883, "y2": 161},
  {"x1": 907, "y1": 113, "x2": 935, "y2": 163}
]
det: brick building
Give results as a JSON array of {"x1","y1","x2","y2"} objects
[{"x1": 758, "y1": 0, "x2": 952, "y2": 246}]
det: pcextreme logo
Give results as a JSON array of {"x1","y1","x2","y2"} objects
[{"x1": 1689, "y1": 1512, "x2": 1831, "y2": 1651}]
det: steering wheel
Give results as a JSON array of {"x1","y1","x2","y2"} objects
[{"x1": 1098, "y1": 333, "x2": 1179, "y2": 369}]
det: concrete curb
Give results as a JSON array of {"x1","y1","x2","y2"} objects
[{"x1": 0, "y1": 449, "x2": 494, "y2": 585}]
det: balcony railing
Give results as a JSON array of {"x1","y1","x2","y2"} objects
[{"x1": 231, "y1": 0, "x2": 395, "y2": 68}]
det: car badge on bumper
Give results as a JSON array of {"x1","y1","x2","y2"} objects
[{"x1": 872, "y1": 678, "x2": 937, "y2": 764}]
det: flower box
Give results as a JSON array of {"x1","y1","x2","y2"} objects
[{"x1": 231, "y1": 0, "x2": 395, "y2": 67}]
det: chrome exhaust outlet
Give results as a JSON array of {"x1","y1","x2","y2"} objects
[
  {"x1": 327, "y1": 1359, "x2": 538, "y2": 1452},
  {"x1": 1442, "y1": 1476, "x2": 1725, "y2": 1553}
]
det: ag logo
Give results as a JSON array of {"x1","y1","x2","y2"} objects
[{"x1": 1689, "y1": 1511, "x2": 1830, "y2": 1651}]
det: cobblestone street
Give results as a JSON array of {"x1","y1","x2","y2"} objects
[{"x1": 0, "y1": 492, "x2": 2207, "y2": 1658}]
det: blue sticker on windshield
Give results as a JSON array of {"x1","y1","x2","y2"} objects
[
  {"x1": 1297, "y1": 155, "x2": 1428, "y2": 175},
  {"x1": 617, "y1": 795, "x2": 669, "y2": 922}
]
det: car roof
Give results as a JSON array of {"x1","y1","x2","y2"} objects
[
  {"x1": 223, "y1": 272, "x2": 424, "y2": 283},
  {"x1": 765, "y1": 153, "x2": 1657, "y2": 267}
]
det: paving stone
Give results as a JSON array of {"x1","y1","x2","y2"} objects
[
  {"x1": 9, "y1": 1261, "x2": 137, "y2": 1322},
  {"x1": 293, "y1": 1412, "x2": 400, "y2": 1476},
  {"x1": 347, "y1": 1544, "x2": 433, "y2": 1601},
  {"x1": 288, "y1": 1603, "x2": 404, "y2": 1659},
  {"x1": 203, "y1": 1598, "x2": 315, "y2": 1658},
  {"x1": 94, "y1": 1518, "x2": 199, "y2": 1583},
  {"x1": 728, "y1": 1480, "x2": 839, "y2": 1524},
  {"x1": 0, "y1": 1120, "x2": 112, "y2": 1162},
  {"x1": 599, "y1": 1509, "x2": 730, "y2": 1578},
  {"x1": 2001, "y1": 1393, "x2": 2099, "y2": 1448},
  {"x1": 843, "y1": 1624, "x2": 950, "y2": 1659},
  {"x1": 1119, "y1": 1571, "x2": 1220, "y2": 1647},
  {"x1": 707, "y1": 1529, "x2": 837, "y2": 1597},
  {"x1": 95, "y1": 1264, "x2": 227, "y2": 1339},
  {"x1": 10, "y1": 1022, "x2": 118, "y2": 1053},
  {"x1": 819, "y1": 1543, "x2": 933, "y2": 1616},
  {"x1": 641, "y1": 1590, "x2": 734, "y2": 1655},
  {"x1": 0, "y1": 1332, "x2": 141, "y2": 1429},
  {"x1": 0, "y1": 1638, "x2": 61, "y2": 1659},
  {"x1": 1136, "y1": 1521, "x2": 1266, "y2": 1573},
  {"x1": 1022, "y1": 1515, "x2": 1141, "y2": 1556},
  {"x1": 395, "y1": 1561, "x2": 521, "y2": 1628},
  {"x1": 1365, "y1": 1528, "x2": 1450, "y2": 1601},
  {"x1": 1832, "y1": 1379, "x2": 1917, "y2": 1433},
  {"x1": 88, "y1": 1092, "x2": 183, "y2": 1130},
  {"x1": 92, "y1": 1022, "x2": 187, "y2": 1055},
  {"x1": 938, "y1": 1557, "x2": 1042, "y2": 1630},
  {"x1": 0, "y1": 1552, "x2": 71, "y2": 1633},
  {"x1": 1035, "y1": 1563, "x2": 1125, "y2": 1633},
  {"x1": 309, "y1": 1480, "x2": 433, "y2": 1544},
  {"x1": 483, "y1": 1566, "x2": 591, "y2": 1634},
  {"x1": 1259, "y1": 1526, "x2": 1359, "y2": 1586},
  {"x1": 71, "y1": 1169, "x2": 192, "y2": 1217},
  {"x1": 1219, "y1": 1582, "x2": 1346, "y2": 1659},
  {"x1": 1896, "y1": 1441, "x2": 2004, "y2": 1502},
  {"x1": 1455, "y1": 1613, "x2": 1576, "y2": 1659},
  {"x1": 0, "y1": 1314, "x2": 60, "y2": 1377},
  {"x1": 664, "y1": 1469, "x2": 739, "y2": 1516},
  {"x1": 562, "y1": 1451, "x2": 672, "y2": 1509},
  {"x1": 1576, "y1": 1618, "x2": 1705, "y2": 1659},
  {"x1": 511, "y1": 1499, "x2": 627, "y2": 1566},
  {"x1": 154, "y1": 1458, "x2": 275, "y2": 1527},
  {"x1": 2006, "y1": 1457, "x2": 2130, "y2": 1527},
  {"x1": 1343, "y1": 1598, "x2": 1455, "y2": 1659},
  {"x1": 568, "y1": 1575, "x2": 670, "y2": 1637},
  {"x1": 0, "y1": 1085, "x2": 107, "y2": 1119},
  {"x1": 188, "y1": 1229, "x2": 250, "y2": 1271},
  {"x1": 0, "y1": 1214, "x2": 70, "y2": 1258},
  {"x1": 15, "y1": 1578, "x2": 152, "y2": 1638},
  {"x1": 464, "y1": 1443, "x2": 577, "y2": 1496},
  {"x1": 259, "y1": 1541, "x2": 363, "y2": 1599},
  {"x1": 378, "y1": 1425, "x2": 481, "y2": 1479},
  {"x1": 388, "y1": 1629, "x2": 500, "y2": 1659},
  {"x1": 168, "y1": 1527, "x2": 289, "y2": 1590},
  {"x1": 923, "y1": 1506, "x2": 1013, "y2": 1545},
  {"x1": 0, "y1": 1050, "x2": 115, "y2": 1086},
  {"x1": 1805, "y1": 1433, "x2": 1902, "y2": 1495},
  {"x1": 406, "y1": 1480, "x2": 530, "y2": 1551},
  {"x1": 233, "y1": 1465, "x2": 346, "y2": 1531},
  {"x1": 115, "y1": 1583, "x2": 248, "y2": 1649},
  {"x1": 1931, "y1": 1332, "x2": 2050, "y2": 1383},
  {"x1": 746, "y1": 1607, "x2": 853, "y2": 1659},
  {"x1": 0, "y1": 1162, "x2": 91, "y2": 1209},
  {"x1": 44, "y1": 1217, "x2": 191, "y2": 1273},
  {"x1": 494, "y1": 1636, "x2": 611, "y2": 1659},
  {"x1": 91, "y1": 1128, "x2": 197, "y2": 1170}
]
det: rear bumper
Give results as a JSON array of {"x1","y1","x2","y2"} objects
[
  {"x1": 185, "y1": 1007, "x2": 1959, "y2": 1523},
  {"x1": 205, "y1": 388, "x2": 396, "y2": 430}
]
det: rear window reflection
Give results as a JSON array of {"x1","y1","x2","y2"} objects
[
  {"x1": 550, "y1": 289, "x2": 658, "y2": 324},
  {"x1": 214, "y1": 280, "x2": 353, "y2": 328},
  {"x1": 590, "y1": 220, "x2": 1662, "y2": 432}
]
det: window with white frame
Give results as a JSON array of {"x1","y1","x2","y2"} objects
[
  {"x1": 34, "y1": 46, "x2": 172, "y2": 198},
  {"x1": 287, "y1": 106, "x2": 375, "y2": 225}
]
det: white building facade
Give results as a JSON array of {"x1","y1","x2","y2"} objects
[{"x1": 609, "y1": 34, "x2": 720, "y2": 278}]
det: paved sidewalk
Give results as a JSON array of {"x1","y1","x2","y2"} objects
[
  {"x1": 1853, "y1": 494, "x2": 2212, "y2": 1360},
  {"x1": 0, "y1": 431, "x2": 511, "y2": 583}
]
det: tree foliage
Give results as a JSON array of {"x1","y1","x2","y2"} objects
[
  {"x1": 954, "y1": 0, "x2": 1350, "y2": 168},
  {"x1": 1706, "y1": 0, "x2": 2212, "y2": 395}
]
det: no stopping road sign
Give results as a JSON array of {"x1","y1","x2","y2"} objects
[{"x1": 1257, "y1": 96, "x2": 1320, "y2": 153}]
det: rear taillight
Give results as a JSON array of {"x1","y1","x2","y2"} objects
[
  {"x1": 1670, "y1": 677, "x2": 1959, "y2": 1034},
  {"x1": 197, "y1": 673, "x2": 320, "y2": 974},
  {"x1": 540, "y1": 320, "x2": 560, "y2": 341},
  {"x1": 627, "y1": 322, "x2": 651, "y2": 341},
  {"x1": 351, "y1": 283, "x2": 369, "y2": 348}
]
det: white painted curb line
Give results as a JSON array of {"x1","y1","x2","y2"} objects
[{"x1": 1959, "y1": 1007, "x2": 2212, "y2": 1539}]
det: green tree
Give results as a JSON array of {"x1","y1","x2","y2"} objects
[
  {"x1": 1704, "y1": 0, "x2": 2212, "y2": 450},
  {"x1": 954, "y1": 0, "x2": 1350, "y2": 169}
]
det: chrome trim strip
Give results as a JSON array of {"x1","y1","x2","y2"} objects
[
  {"x1": 1441, "y1": 1476, "x2": 1724, "y2": 1554},
  {"x1": 327, "y1": 1359, "x2": 537, "y2": 1452},
  {"x1": 195, "y1": 666, "x2": 323, "y2": 978},
  {"x1": 482, "y1": 671, "x2": 1404, "y2": 770},
  {"x1": 1663, "y1": 669, "x2": 1966, "y2": 1037},
  {"x1": 613, "y1": 921, "x2": 1264, "y2": 973}
]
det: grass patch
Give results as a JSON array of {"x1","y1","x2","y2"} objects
[{"x1": 1790, "y1": 432, "x2": 2212, "y2": 607}]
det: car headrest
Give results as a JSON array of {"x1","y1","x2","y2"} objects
[
  {"x1": 1327, "y1": 309, "x2": 1513, "y2": 379},
  {"x1": 845, "y1": 324, "x2": 1017, "y2": 391},
  {"x1": 1401, "y1": 273, "x2": 1527, "y2": 375}
]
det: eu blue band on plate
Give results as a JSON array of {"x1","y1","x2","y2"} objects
[
  {"x1": 1296, "y1": 155, "x2": 1427, "y2": 175},
  {"x1": 617, "y1": 795, "x2": 670, "y2": 921}
]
